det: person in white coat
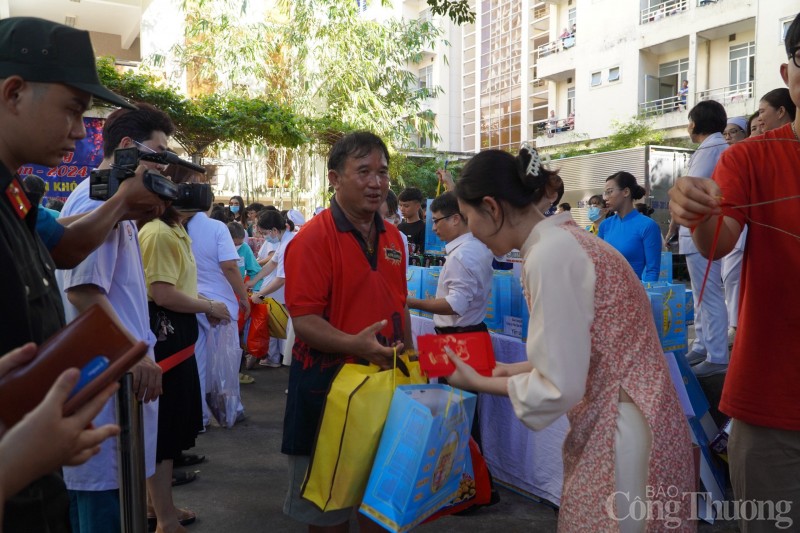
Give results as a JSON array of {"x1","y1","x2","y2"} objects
[
  {"x1": 186, "y1": 200, "x2": 251, "y2": 426},
  {"x1": 680, "y1": 100, "x2": 730, "y2": 377}
]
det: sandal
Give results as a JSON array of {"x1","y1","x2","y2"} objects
[
  {"x1": 171, "y1": 470, "x2": 197, "y2": 487},
  {"x1": 147, "y1": 508, "x2": 196, "y2": 532},
  {"x1": 174, "y1": 453, "x2": 205, "y2": 468},
  {"x1": 239, "y1": 372, "x2": 255, "y2": 384}
]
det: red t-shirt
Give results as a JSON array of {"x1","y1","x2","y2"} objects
[
  {"x1": 713, "y1": 122, "x2": 800, "y2": 430},
  {"x1": 284, "y1": 199, "x2": 408, "y2": 364}
]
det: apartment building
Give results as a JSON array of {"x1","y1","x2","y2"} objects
[
  {"x1": 396, "y1": 0, "x2": 796, "y2": 153},
  {"x1": 3, "y1": 0, "x2": 145, "y2": 63},
  {"x1": 533, "y1": 0, "x2": 797, "y2": 149}
]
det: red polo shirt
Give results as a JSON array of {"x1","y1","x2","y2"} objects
[
  {"x1": 286, "y1": 197, "x2": 407, "y2": 351},
  {"x1": 281, "y1": 197, "x2": 407, "y2": 455}
]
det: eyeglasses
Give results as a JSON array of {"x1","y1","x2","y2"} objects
[
  {"x1": 789, "y1": 46, "x2": 800, "y2": 69},
  {"x1": 723, "y1": 127, "x2": 744, "y2": 138},
  {"x1": 602, "y1": 188, "x2": 621, "y2": 197},
  {"x1": 431, "y1": 213, "x2": 457, "y2": 225}
]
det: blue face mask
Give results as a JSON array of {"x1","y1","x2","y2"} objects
[
  {"x1": 266, "y1": 233, "x2": 280, "y2": 244},
  {"x1": 230, "y1": 205, "x2": 240, "y2": 214},
  {"x1": 588, "y1": 206, "x2": 602, "y2": 221}
]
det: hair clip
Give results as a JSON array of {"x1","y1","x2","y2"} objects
[{"x1": 520, "y1": 142, "x2": 542, "y2": 177}]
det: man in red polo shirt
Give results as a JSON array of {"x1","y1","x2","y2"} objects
[
  {"x1": 281, "y1": 131, "x2": 412, "y2": 532},
  {"x1": 669, "y1": 13, "x2": 800, "y2": 530}
]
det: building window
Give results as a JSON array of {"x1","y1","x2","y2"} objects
[
  {"x1": 782, "y1": 17, "x2": 793, "y2": 43},
  {"x1": 419, "y1": 8, "x2": 433, "y2": 25},
  {"x1": 591, "y1": 71, "x2": 602, "y2": 87},
  {"x1": 356, "y1": 0, "x2": 367, "y2": 13},
  {"x1": 659, "y1": 57, "x2": 689, "y2": 81},
  {"x1": 608, "y1": 67, "x2": 620, "y2": 82},
  {"x1": 650, "y1": 57, "x2": 689, "y2": 102},
  {"x1": 567, "y1": 87, "x2": 576, "y2": 115},
  {"x1": 729, "y1": 41, "x2": 755, "y2": 93},
  {"x1": 568, "y1": 8, "x2": 576, "y2": 31},
  {"x1": 418, "y1": 65, "x2": 433, "y2": 93}
]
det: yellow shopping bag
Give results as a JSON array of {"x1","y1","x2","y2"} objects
[
  {"x1": 265, "y1": 297, "x2": 288, "y2": 339},
  {"x1": 301, "y1": 353, "x2": 425, "y2": 512}
]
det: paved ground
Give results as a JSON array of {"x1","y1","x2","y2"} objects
[{"x1": 172, "y1": 362, "x2": 739, "y2": 532}]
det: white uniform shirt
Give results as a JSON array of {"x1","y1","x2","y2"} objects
[
  {"x1": 257, "y1": 239, "x2": 274, "y2": 262},
  {"x1": 264, "y1": 230, "x2": 295, "y2": 304},
  {"x1": 678, "y1": 132, "x2": 728, "y2": 255},
  {"x1": 187, "y1": 212, "x2": 240, "y2": 318},
  {"x1": 57, "y1": 178, "x2": 159, "y2": 490},
  {"x1": 433, "y1": 232, "x2": 494, "y2": 329}
]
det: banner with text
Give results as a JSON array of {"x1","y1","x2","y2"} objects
[{"x1": 17, "y1": 117, "x2": 105, "y2": 203}]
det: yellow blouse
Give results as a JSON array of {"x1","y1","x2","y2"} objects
[{"x1": 139, "y1": 219, "x2": 198, "y2": 300}]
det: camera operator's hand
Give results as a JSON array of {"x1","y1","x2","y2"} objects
[{"x1": 115, "y1": 165, "x2": 168, "y2": 222}]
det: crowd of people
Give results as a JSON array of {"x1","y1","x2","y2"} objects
[{"x1": 2, "y1": 11, "x2": 800, "y2": 533}]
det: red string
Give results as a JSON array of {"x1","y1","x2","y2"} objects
[{"x1": 696, "y1": 211, "x2": 725, "y2": 307}]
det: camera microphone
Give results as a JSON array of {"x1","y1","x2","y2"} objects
[{"x1": 160, "y1": 151, "x2": 206, "y2": 174}]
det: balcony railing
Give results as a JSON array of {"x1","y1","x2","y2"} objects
[
  {"x1": 696, "y1": 81, "x2": 753, "y2": 105},
  {"x1": 638, "y1": 95, "x2": 685, "y2": 117},
  {"x1": 536, "y1": 116, "x2": 575, "y2": 136},
  {"x1": 536, "y1": 35, "x2": 576, "y2": 59},
  {"x1": 641, "y1": 0, "x2": 688, "y2": 24}
]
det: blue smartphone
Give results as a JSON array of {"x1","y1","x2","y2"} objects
[{"x1": 69, "y1": 355, "x2": 110, "y2": 400}]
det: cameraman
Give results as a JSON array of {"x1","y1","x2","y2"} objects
[
  {"x1": 0, "y1": 17, "x2": 160, "y2": 532},
  {"x1": 56, "y1": 102, "x2": 182, "y2": 533}
]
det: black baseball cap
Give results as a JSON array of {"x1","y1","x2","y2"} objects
[{"x1": 0, "y1": 17, "x2": 136, "y2": 110}]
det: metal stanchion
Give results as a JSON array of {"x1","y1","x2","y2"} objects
[{"x1": 116, "y1": 373, "x2": 147, "y2": 533}]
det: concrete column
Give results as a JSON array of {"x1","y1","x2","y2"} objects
[
  {"x1": 520, "y1": 0, "x2": 531, "y2": 143},
  {"x1": 688, "y1": 31, "x2": 698, "y2": 109}
]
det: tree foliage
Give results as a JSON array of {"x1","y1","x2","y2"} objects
[
  {"x1": 96, "y1": 57, "x2": 306, "y2": 157},
  {"x1": 426, "y1": 0, "x2": 475, "y2": 25},
  {"x1": 172, "y1": 0, "x2": 445, "y2": 150},
  {"x1": 389, "y1": 154, "x2": 465, "y2": 199}
]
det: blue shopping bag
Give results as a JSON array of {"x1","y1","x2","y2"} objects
[
  {"x1": 659, "y1": 251, "x2": 673, "y2": 282},
  {"x1": 424, "y1": 199, "x2": 446, "y2": 256},
  {"x1": 407, "y1": 266, "x2": 425, "y2": 317},
  {"x1": 419, "y1": 267, "x2": 442, "y2": 319},
  {"x1": 485, "y1": 271, "x2": 513, "y2": 333},
  {"x1": 360, "y1": 384, "x2": 476, "y2": 533},
  {"x1": 643, "y1": 282, "x2": 688, "y2": 353}
]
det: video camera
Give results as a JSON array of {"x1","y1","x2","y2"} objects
[{"x1": 89, "y1": 147, "x2": 213, "y2": 212}]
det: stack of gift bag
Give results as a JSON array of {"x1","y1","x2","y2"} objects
[
  {"x1": 644, "y1": 252, "x2": 726, "y2": 523},
  {"x1": 300, "y1": 337, "x2": 498, "y2": 532},
  {"x1": 408, "y1": 267, "x2": 530, "y2": 341}
]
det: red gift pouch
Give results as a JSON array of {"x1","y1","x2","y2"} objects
[
  {"x1": 417, "y1": 332, "x2": 496, "y2": 378},
  {"x1": 246, "y1": 302, "x2": 270, "y2": 358}
]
